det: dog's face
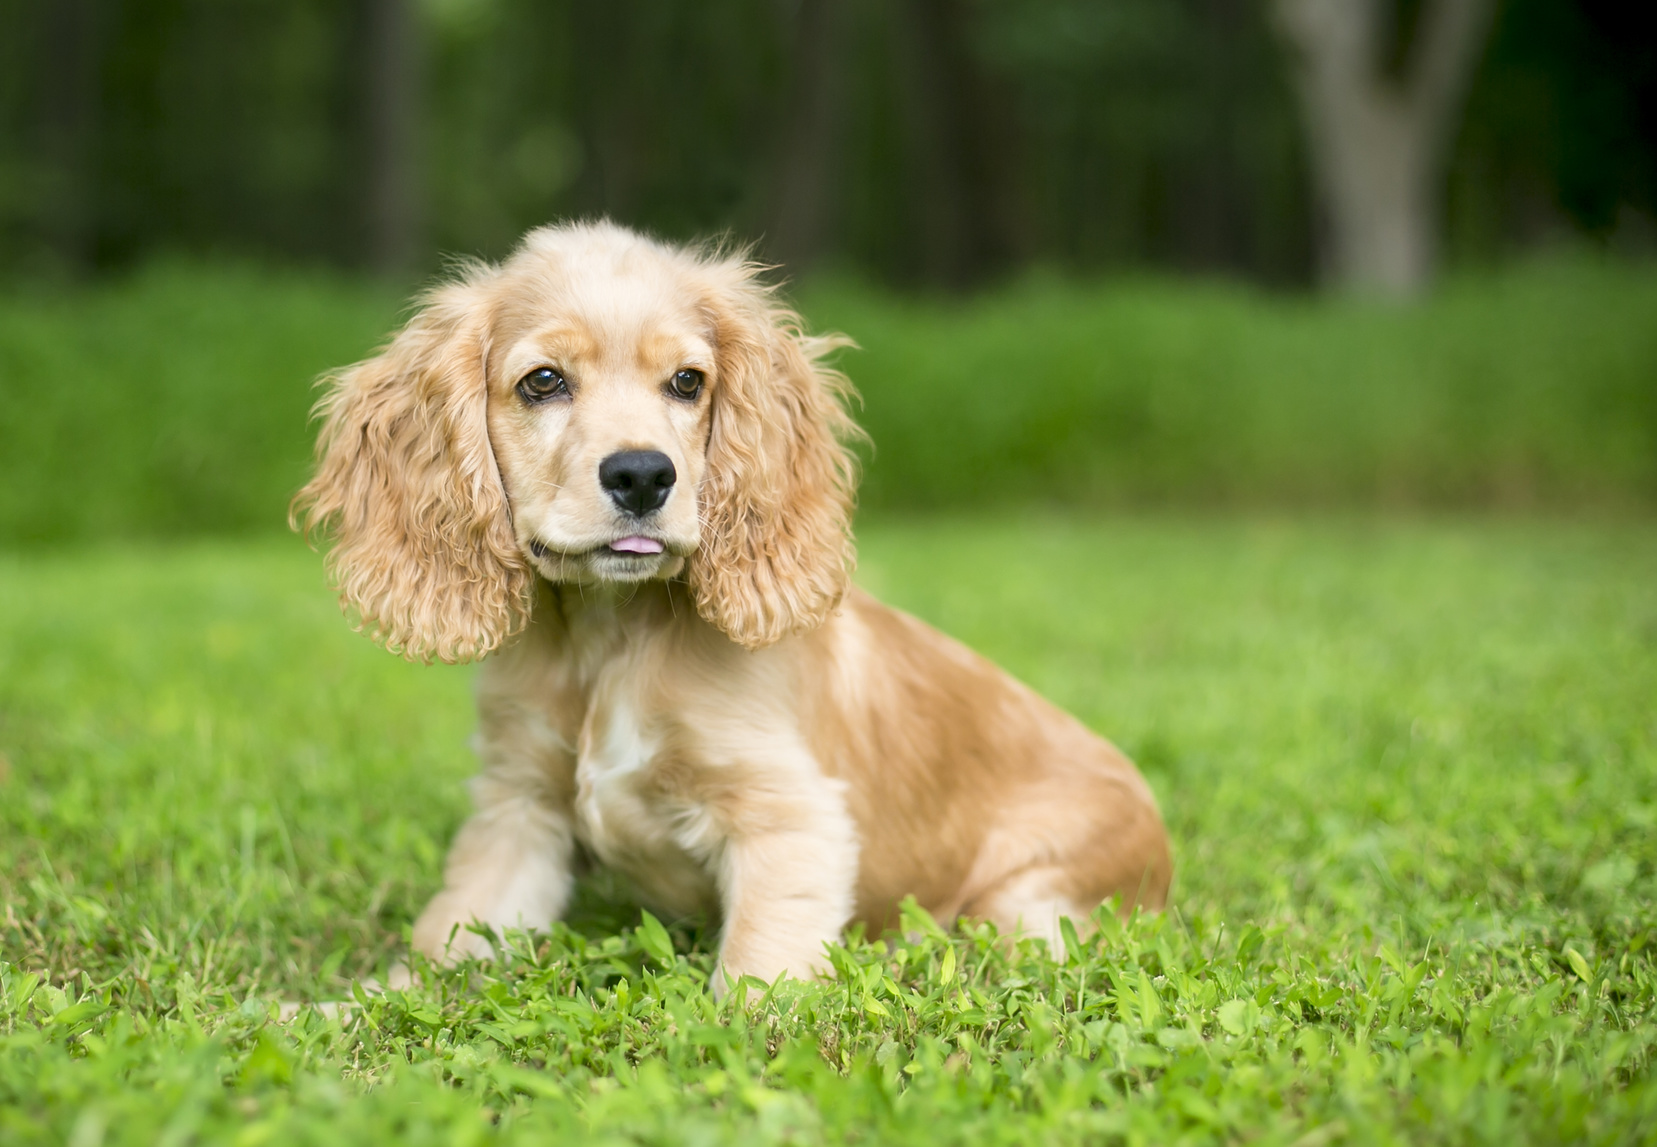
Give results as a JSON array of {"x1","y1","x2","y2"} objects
[
  {"x1": 294, "y1": 222, "x2": 859, "y2": 663},
  {"x1": 484, "y1": 255, "x2": 716, "y2": 587}
]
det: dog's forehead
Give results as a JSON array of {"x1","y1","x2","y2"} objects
[{"x1": 496, "y1": 255, "x2": 714, "y2": 372}]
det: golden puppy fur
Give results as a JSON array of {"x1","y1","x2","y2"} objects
[{"x1": 294, "y1": 221, "x2": 1170, "y2": 992}]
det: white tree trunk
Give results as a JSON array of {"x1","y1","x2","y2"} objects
[{"x1": 1273, "y1": 0, "x2": 1494, "y2": 297}]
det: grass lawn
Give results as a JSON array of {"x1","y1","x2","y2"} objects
[{"x1": 2, "y1": 516, "x2": 1656, "y2": 1144}]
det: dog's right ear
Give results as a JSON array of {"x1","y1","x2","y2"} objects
[
  {"x1": 290, "y1": 276, "x2": 532, "y2": 665},
  {"x1": 687, "y1": 257, "x2": 860, "y2": 650}
]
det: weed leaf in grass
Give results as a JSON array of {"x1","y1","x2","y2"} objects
[
  {"x1": 635, "y1": 910, "x2": 675, "y2": 969},
  {"x1": 1217, "y1": 998, "x2": 1251, "y2": 1037}
]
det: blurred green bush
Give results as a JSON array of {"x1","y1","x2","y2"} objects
[
  {"x1": 1, "y1": 254, "x2": 1653, "y2": 545},
  {"x1": 0, "y1": 264, "x2": 400, "y2": 544},
  {"x1": 806, "y1": 255, "x2": 1657, "y2": 511}
]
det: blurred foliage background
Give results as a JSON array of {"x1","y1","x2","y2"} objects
[
  {"x1": 3, "y1": 0, "x2": 1653, "y2": 282},
  {"x1": 0, "y1": 0, "x2": 1653, "y2": 541}
]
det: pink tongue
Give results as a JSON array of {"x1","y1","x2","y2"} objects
[{"x1": 610, "y1": 535, "x2": 664, "y2": 555}]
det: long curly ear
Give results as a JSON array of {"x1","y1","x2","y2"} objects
[
  {"x1": 290, "y1": 277, "x2": 532, "y2": 664},
  {"x1": 688, "y1": 262, "x2": 861, "y2": 649}
]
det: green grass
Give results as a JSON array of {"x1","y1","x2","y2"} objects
[
  {"x1": 4, "y1": 254, "x2": 1656, "y2": 546},
  {"x1": 3, "y1": 517, "x2": 1656, "y2": 1143}
]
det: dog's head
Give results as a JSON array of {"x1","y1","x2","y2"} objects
[{"x1": 293, "y1": 222, "x2": 859, "y2": 663}]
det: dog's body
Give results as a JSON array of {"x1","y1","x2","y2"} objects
[{"x1": 296, "y1": 222, "x2": 1169, "y2": 991}]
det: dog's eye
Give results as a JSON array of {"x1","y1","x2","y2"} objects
[
  {"x1": 668, "y1": 368, "x2": 704, "y2": 400},
  {"x1": 517, "y1": 367, "x2": 569, "y2": 403}
]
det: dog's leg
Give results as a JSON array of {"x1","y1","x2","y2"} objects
[
  {"x1": 711, "y1": 785, "x2": 859, "y2": 998},
  {"x1": 412, "y1": 766, "x2": 575, "y2": 964},
  {"x1": 966, "y1": 865, "x2": 1096, "y2": 959},
  {"x1": 957, "y1": 769, "x2": 1171, "y2": 960}
]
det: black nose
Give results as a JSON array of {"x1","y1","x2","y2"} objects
[{"x1": 598, "y1": 450, "x2": 676, "y2": 516}]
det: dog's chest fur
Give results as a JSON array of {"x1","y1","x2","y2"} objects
[
  {"x1": 523, "y1": 589, "x2": 723, "y2": 917},
  {"x1": 573, "y1": 691, "x2": 722, "y2": 915}
]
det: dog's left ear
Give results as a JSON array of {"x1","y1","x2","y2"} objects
[
  {"x1": 290, "y1": 275, "x2": 533, "y2": 664},
  {"x1": 689, "y1": 261, "x2": 860, "y2": 650}
]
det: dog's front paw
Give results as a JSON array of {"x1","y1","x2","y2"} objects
[{"x1": 411, "y1": 892, "x2": 500, "y2": 964}]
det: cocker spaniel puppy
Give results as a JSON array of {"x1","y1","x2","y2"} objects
[{"x1": 295, "y1": 221, "x2": 1170, "y2": 993}]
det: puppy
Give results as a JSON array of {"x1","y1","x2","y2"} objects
[{"x1": 294, "y1": 221, "x2": 1170, "y2": 992}]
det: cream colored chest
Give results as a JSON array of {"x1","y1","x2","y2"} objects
[{"x1": 571, "y1": 695, "x2": 720, "y2": 917}]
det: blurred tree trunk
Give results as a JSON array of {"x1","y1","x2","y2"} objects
[
  {"x1": 891, "y1": 0, "x2": 1025, "y2": 288},
  {"x1": 570, "y1": 1, "x2": 645, "y2": 226},
  {"x1": 40, "y1": 0, "x2": 100, "y2": 272},
  {"x1": 767, "y1": 0, "x2": 849, "y2": 276},
  {"x1": 1175, "y1": 0, "x2": 1253, "y2": 276},
  {"x1": 1273, "y1": 0, "x2": 1494, "y2": 296},
  {"x1": 363, "y1": 0, "x2": 423, "y2": 275}
]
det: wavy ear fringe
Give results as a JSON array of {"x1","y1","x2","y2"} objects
[
  {"x1": 290, "y1": 277, "x2": 532, "y2": 665},
  {"x1": 689, "y1": 261, "x2": 861, "y2": 649}
]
